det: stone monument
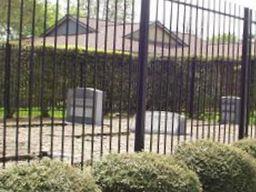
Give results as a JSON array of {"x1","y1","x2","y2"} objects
[
  {"x1": 130, "y1": 111, "x2": 186, "y2": 135},
  {"x1": 220, "y1": 96, "x2": 241, "y2": 124},
  {"x1": 66, "y1": 87, "x2": 103, "y2": 125}
]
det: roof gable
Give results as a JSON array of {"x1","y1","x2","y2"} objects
[
  {"x1": 125, "y1": 21, "x2": 188, "y2": 47},
  {"x1": 42, "y1": 15, "x2": 96, "y2": 37}
]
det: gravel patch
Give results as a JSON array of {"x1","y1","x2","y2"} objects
[{"x1": 0, "y1": 117, "x2": 249, "y2": 166}]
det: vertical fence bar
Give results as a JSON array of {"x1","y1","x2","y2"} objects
[
  {"x1": 253, "y1": 12, "x2": 256, "y2": 138},
  {"x1": 100, "y1": 0, "x2": 109, "y2": 157},
  {"x1": 126, "y1": 0, "x2": 135, "y2": 153},
  {"x1": 135, "y1": 0, "x2": 150, "y2": 152},
  {"x1": 167, "y1": 1, "x2": 174, "y2": 152},
  {"x1": 246, "y1": 10, "x2": 253, "y2": 137},
  {"x1": 239, "y1": 8, "x2": 251, "y2": 139},
  {"x1": 221, "y1": 2, "x2": 227, "y2": 143},
  {"x1": 234, "y1": 6, "x2": 241, "y2": 141},
  {"x1": 211, "y1": 0, "x2": 217, "y2": 141},
  {"x1": 61, "y1": 0, "x2": 69, "y2": 162},
  {"x1": 16, "y1": 0, "x2": 24, "y2": 162},
  {"x1": 2, "y1": 0, "x2": 12, "y2": 167},
  {"x1": 50, "y1": 0, "x2": 59, "y2": 159},
  {"x1": 91, "y1": 0, "x2": 100, "y2": 164},
  {"x1": 175, "y1": 1, "x2": 180, "y2": 145},
  {"x1": 149, "y1": 0, "x2": 159, "y2": 153},
  {"x1": 118, "y1": 0, "x2": 127, "y2": 153},
  {"x1": 27, "y1": 0, "x2": 36, "y2": 161},
  {"x1": 39, "y1": 0, "x2": 48, "y2": 159},
  {"x1": 4, "y1": 46, "x2": 11, "y2": 120},
  {"x1": 72, "y1": 0, "x2": 80, "y2": 166},
  {"x1": 189, "y1": 59, "x2": 196, "y2": 119},
  {"x1": 231, "y1": 4, "x2": 238, "y2": 142},
  {"x1": 81, "y1": 0, "x2": 91, "y2": 168},
  {"x1": 109, "y1": 0, "x2": 118, "y2": 153},
  {"x1": 187, "y1": 0, "x2": 193, "y2": 142},
  {"x1": 216, "y1": 0, "x2": 222, "y2": 142}
]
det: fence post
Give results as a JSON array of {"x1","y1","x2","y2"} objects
[
  {"x1": 135, "y1": 0, "x2": 150, "y2": 151},
  {"x1": 239, "y1": 8, "x2": 251, "y2": 139}
]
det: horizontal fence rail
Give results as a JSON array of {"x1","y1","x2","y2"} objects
[{"x1": 0, "y1": 0, "x2": 256, "y2": 168}]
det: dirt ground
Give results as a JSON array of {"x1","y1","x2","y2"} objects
[{"x1": 0, "y1": 117, "x2": 253, "y2": 166}]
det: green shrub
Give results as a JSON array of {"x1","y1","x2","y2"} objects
[
  {"x1": 93, "y1": 152, "x2": 202, "y2": 192},
  {"x1": 233, "y1": 139, "x2": 256, "y2": 159},
  {"x1": 175, "y1": 140, "x2": 256, "y2": 192},
  {"x1": 0, "y1": 159, "x2": 101, "y2": 192}
]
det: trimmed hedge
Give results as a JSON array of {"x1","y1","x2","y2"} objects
[
  {"x1": 2, "y1": 45, "x2": 255, "y2": 119},
  {"x1": 93, "y1": 152, "x2": 202, "y2": 192},
  {"x1": 175, "y1": 140, "x2": 256, "y2": 192},
  {"x1": 2, "y1": 44, "x2": 256, "y2": 119},
  {"x1": 0, "y1": 45, "x2": 138, "y2": 117},
  {"x1": 233, "y1": 139, "x2": 256, "y2": 159},
  {"x1": 0, "y1": 159, "x2": 101, "y2": 192}
]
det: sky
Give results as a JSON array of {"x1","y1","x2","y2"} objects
[
  {"x1": 143, "y1": 0, "x2": 256, "y2": 39},
  {"x1": 231, "y1": 0, "x2": 256, "y2": 9}
]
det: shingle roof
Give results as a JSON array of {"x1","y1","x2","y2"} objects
[
  {"x1": 28, "y1": 15, "x2": 190, "y2": 55},
  {"x1": 23, "y1": 15, "x2": 255, "y2": 58}
]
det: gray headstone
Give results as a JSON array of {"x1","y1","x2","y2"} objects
[
  {"x1": 130, "y1": 111, "x2": 186, "y2": 135},
  {"x1": 220, "y1": 96, "x2": 240, "y2": 124},
  {"x1": 66, "y1": 87, "x2": 103, "y2": 125}
]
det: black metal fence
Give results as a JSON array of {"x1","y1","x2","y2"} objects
[{"x1": 0, "y1": 0, "x2": 256, "y2": 168}]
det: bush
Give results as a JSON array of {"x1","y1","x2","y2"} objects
[
  {"x1": 175, "y1": 140, "x2": 256, "y2": 192},
  {"x1": 233, "y1": 139, "x2": 256, "y2": 159},
  {"x1": 93, "y1": 152, "x2": 202, "y2": 192},
  {"x1": 0, "y1": 159, "x2": 101, "y2": 192}
]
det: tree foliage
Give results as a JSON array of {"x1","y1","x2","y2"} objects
[
  {"x1": 0, "y1": 0, "x2": 60, "y2": 39},
  {"x1": 0, "y1": 0, "x2": 133, "y2": 40},
  {"x1": 67, "y1": 0, "x2": 133, "y2": 21},
  {"x1": 209, "y1": 33, "x2": 238, "y2": 43}
]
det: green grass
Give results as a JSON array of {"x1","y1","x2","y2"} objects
[
  {"x1": 0, "y1": 107, "x2": 64, "y2": 119},
  {"x1": 198, "y1": 111, "x2": 256, "y2": 125},
  {"x1": 198, "y1": 112, "x2": 220, "y2": 122},
  {"x1": 249, "y1": 113, "x2": 256, "y2": 125},
  {"x1": 1, "y1": 107, "x2": 256, "y2": 125}
]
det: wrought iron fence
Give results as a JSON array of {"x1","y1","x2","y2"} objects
[{"x1": 0, "y1": 0, "x2": 256, "y2": 168}]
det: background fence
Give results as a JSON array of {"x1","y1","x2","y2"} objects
[{"x1": 0, "y1": 0, "x2": 256, "y2": 168}]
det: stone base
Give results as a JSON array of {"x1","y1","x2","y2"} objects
[{"x1": 130, "y1": 111, "x2": 186, "y2": 135}]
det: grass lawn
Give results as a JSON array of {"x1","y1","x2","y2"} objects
[
  {"x1": 0, "y1": 107, "x2": 256, "y2": 125},
  {"x1": 199, "y1": 111, "x2": 256, "y2": 125},
  {"x1": 0, "y1": 107, "x2": 64, "y2": 119}
]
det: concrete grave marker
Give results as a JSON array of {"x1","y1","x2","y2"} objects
[
  {"x1": 130, "y1": 111, "x2": 186, "y2": 135},
  {"x1": 220, "y1": 96, "x2": 241, "y2": 124},
  {"x1": 66, "y1": 87, "x2": 103, "y2": 125}
]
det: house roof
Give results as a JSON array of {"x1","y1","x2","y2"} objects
[
  {"x1": 124, "y1": 20, "x2": 188, "y2": 47},
  {"x1": 30, "y1": 15, "x2": 191, "y2": 55},
  {"x1": 23, "y1": 15, "x2": 253, "y2": 58},
  {"x1": 42, "y1": 15, "x2": 97, "y2": 37}
]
